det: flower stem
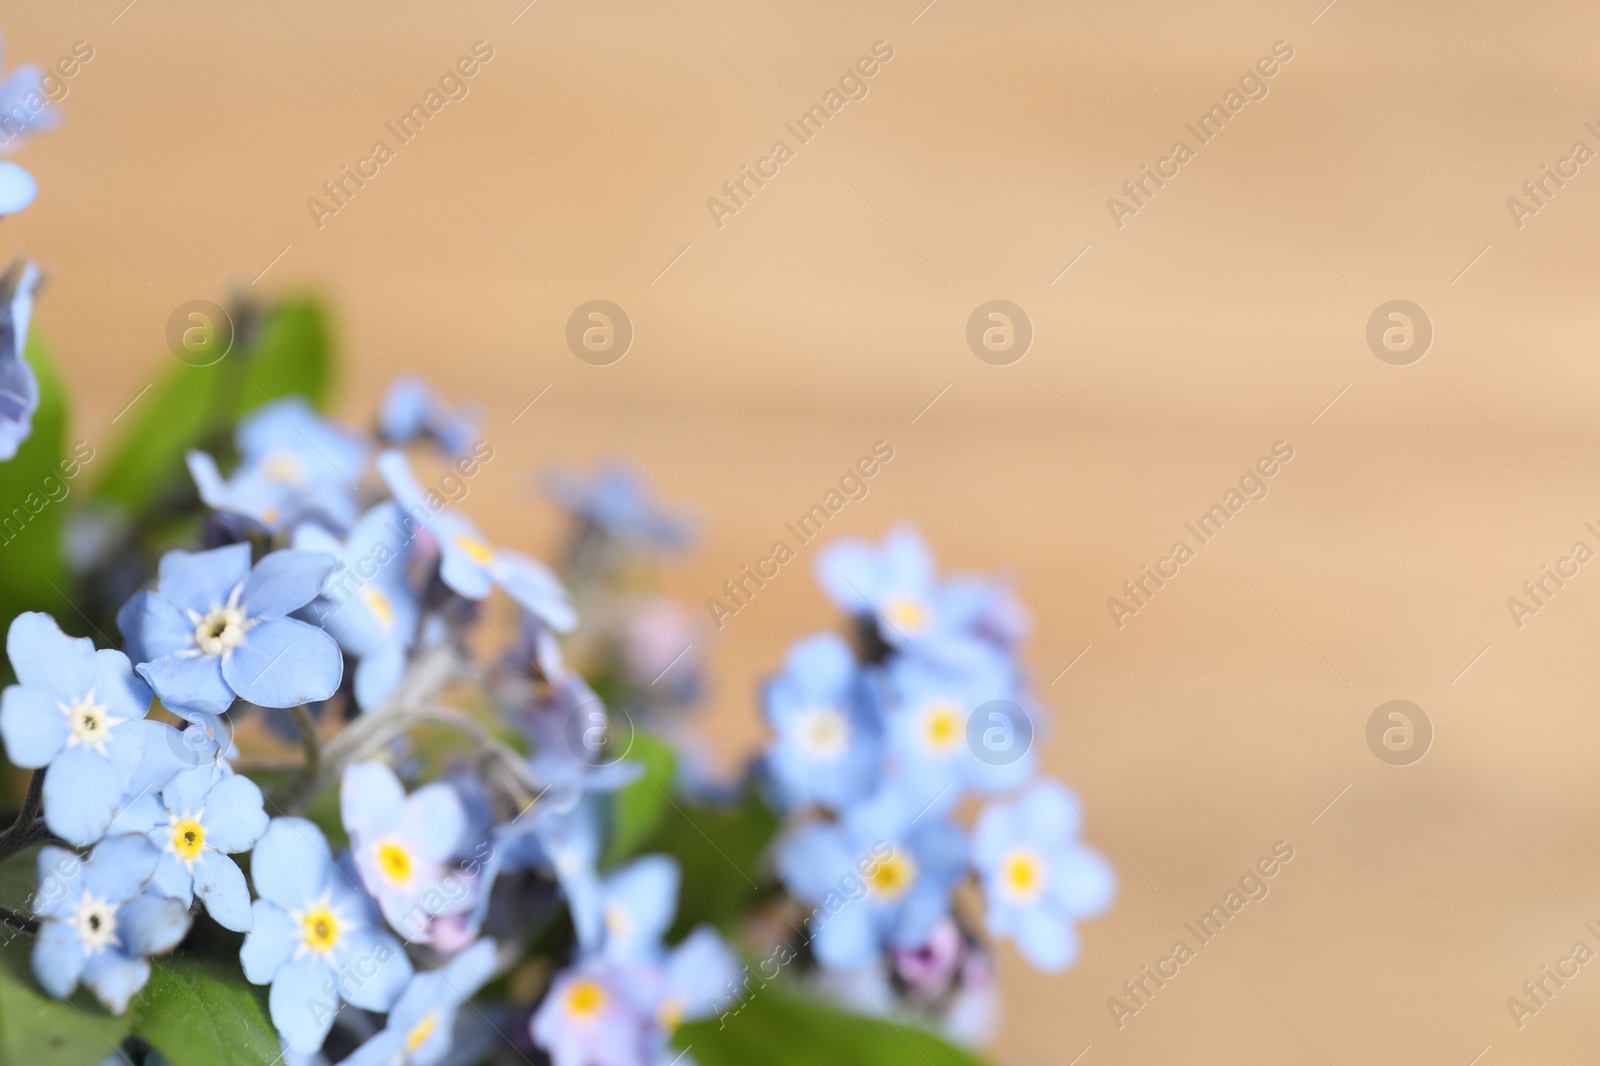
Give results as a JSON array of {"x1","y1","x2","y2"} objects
[{"x1": 0, "y1": 770, "x2": 47, "y2": 862}]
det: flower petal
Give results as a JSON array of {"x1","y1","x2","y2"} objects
[
  {"x1": 90, "y1": 649, "x2": 153, "y2": 722},
  {"x1": 240, "y1": 900, "x2": 298, "y2": 984},
  {"x1": 269, "y1": 953, "x2": 339, "y2": 1054},
  {"x1": 157, "y1": 543, "x2": 252, "y2": 613},
  {"x1": 250, "y1": 817, "x2": 332, "y2": 908},
  {"x1": 137, "y1": 653, "x2": 234, "y2": 718},
  {"x1": 7, "y1": 612, "x2": 94, "y2": 698},
  {"x1": 405, "y1": 782, "x2": 465, "y2": 862},
  {"x1": 83, "y1": 835, "x2": 161, "y2": 902},
  {"x1": 221, "y1": 618, "x2": 342, "y2": 708},
  {"x1": 193, "y1": 852, "x2": 253, "y2": 932},
  {"x1": 198, "y1": 773, "x2": 268, "y2": 853},
  {"x1": 31, "y1": 919, "x2": 86, "y2": 997},
  {"x1": 42, "y1": 745, "x2": 122, "y2": 846},
  {"x1": 116, "y1": 590, "x2": 194, "y2": 667},
  {"x1": 0, "y1": 162, "x2": 38, "y2": 215},
  {"x1": 340, "y1": 761, "x2": 405, "y2": 839},
  {"x1": 1014, "y1": 906, "x2": 1078, "y2": 972},
  {"x1": 240, "y1": 550, "x2": 338, "y2": 620},
  {"x1": 335, "y1": 926, "x2": 412, "y2": 1011},
  {"x1": 83, "y1": 951, "x2": 151, "y2": 1015},
  {"x1": 0, "y1": 684, "x2": 67, "y2": 767},
  {"x1": 118, "y1": 892, "x2": 192, "y2": 955},
  {"x1": 491, "y1": 551, "x2": 576, "y2": 632}
]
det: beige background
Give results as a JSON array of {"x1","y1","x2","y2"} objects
[{"x1": 8, "y1": 0, "x2": 1600, "y2": 1061}]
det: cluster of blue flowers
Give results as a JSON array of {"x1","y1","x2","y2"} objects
[
  {"x1": 759, "y1": 525, "x2": 1115, "y2": 1037},
  {"x1": 0, "y1": 374, "x2": 737, "y2": 1065}
]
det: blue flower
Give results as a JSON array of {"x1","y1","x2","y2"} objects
[
  {"x1": 775, "y1": 785, "x2": 966, "y2": 971},
  {"x1": 518, "y1": 675, "x2": 644, "y2": 816},
  {"x1": 0, "y1": 612, "x2": 185, "y2": 846},
  {"x1": 117, "y1": 543, "x2": 344, "y2": 718},
  {"x1": 813, "y1": 525, "x2": 1013, "y2": 671},
  {"x1": 530, "y1": 958, "x2": 654, "y2": 1066},
  {"x1": 31, "y1": 835, "x2": 192, "y2": 1014},
  {"x1": 342, "y1": 938, "x2": 499, "y2": 1066},
  {"x1": 651, "y1": 926, "x2": 738, "y2": 1035},
  {"x1": 544, "y1": 462, "x2": 692, "y2": 550},
  {"x1": 187, "y1": 397, "x2": 368, "y2": 533},
  {"x1": 119, "y1": 764, "x2": 268, "y2": 932},
  {"x1": 595, "y1": 855, "x2": 678, "y2": 963},
  {"x1": 377, "y1": 449, "x2": 576, "y2": 633},
  {"x1": 379, "y1": 376, "x2": 483, "y2": 458},
  {"x1": 0, "y1": 260, "x2": 41, "y2": 460},
  {"x1": 0, "y1": 40, "x2": 56, "y2": 215},
  {"x1": 294, "y1": 502, "x2": 421, "y2": 710},
  {"x1": 240, "y1": 817, "x2": 413, "y2": 1054},
  {"x1": 880, "y1": 657, "x2": 1033, "y2": 801},
  {"x1": 760, "y1": 634, "x2": 880, "y2": 814},
  {"x1": 341, "y1": 761, "x2": 468, "y2": 944},
  {"x1": 970, "y1": 781, "x2": 1115, "y2": 972}
]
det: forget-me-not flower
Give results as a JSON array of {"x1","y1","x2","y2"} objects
[
  {"x1": 594, "y1": 855, "x2": 678, "y2": 963},
  {"x1": 0, "y1": 260, "x2": 41, "y2": 460},
  {"x1": 342, "y1": 938, "x2": 498, "y2": 1066},
  {"x1": 531, "y1": 957, "x2": 654, "y2": 1066},
  {"x1": 31, "y1": 835, "x2": 192, "y2": 1013},
  {"x1": 117, "y1": 543, "x2": 343, "y2": 718},
  {"x1": 881, "y1": 657, "x2": 1033, "y2": 800},
  {"x1": 119, "y1": 764, "x2": 268, "y2": 932},
  {"x1": 377, "y1": 449, "x2": 576, "y2": 633},
  {"x1": 0, "y1": 612, "x2": 182, "y2": 845},
  {"x1": 544, "y1": 461, "x2": 692, "y2": 550},
  {"x1": 760, "y1": 633, "x2": 880, "y2": 814},
  {"x1": 970, "y1": 781, "x2": 1115, "y2": 972},
  {"x1": 379, "y1": 376, "x2": 482, "y2": 458},
  {"x1": 0, "y1": 39, "x2": 56, "y2": 214},
  {"x1": 294, "y1": 502, "x2": 420, "y2": 710},
  {"x1": 240, "y1": 817, "x2": 413, "y2": 1054},
  {"x1": 341, "y1": 761, "x2": 468, "y2": 944},
  {"x1": 776, "y1": 784, "x2": 966, "y2": 971}
]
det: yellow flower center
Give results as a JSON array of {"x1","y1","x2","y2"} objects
[
  {"x1": 171, "y1": 818, "x2": 206, "y2": 862},
  {"x1": 404, "y1": 1012, "x2": 438, "y2": 1054},
  {"x1": 455, "y1": 534, "x2": 495, "y2": 564},
  {"x1": 301, "y1": 906, "x2": 340, "y2": 953},
  {"x1": 867, "y1": 852, "x2": 917, "y2": 901},
  {"x1": 657, "y1": 996, "x2": 685, "y2": 1033},
  {"x1": 1001, "y1": 847, "x2": 1047, "y2": 903},
  {"x1": 884, "y1": 595, "x2": 930, "y2": 634},
  {"x1": 565, "y1": 978, "x2": 607, "y2": 1020},
  {"x1": 377, "y1": 841, "x2": 413, "y2": 884},
  {"x1": 921, "y1": 701, "x2": 963, "y2": 754},
  {"x1": 262, "y1": 453, "x2": 305, "y2": 484},
  {"x1": 362, "y1": 586, "x2": 396, "y2": 628}
]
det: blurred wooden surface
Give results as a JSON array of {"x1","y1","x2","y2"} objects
[{"x1": 8, "y1": 1, "x2": 1600, "y2": 1061}]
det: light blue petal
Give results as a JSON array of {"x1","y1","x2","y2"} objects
[
  {"x1": 352, "y1": 645, "x2": 406, "y2": 711},
  {"x1": 113, "y1": 792, "x2": 167, "y2": 837},
  {"x1": 775, "y1": 824, "x2": 852, "y2": 903},
  {"x1": 137, "y1": 654, "x2": 234, "y2": 718},
  {"x1": 340, "y1": 761, "x2": 405, "y2": 839},
  {"x1": 336, "y1": 926, "x2": 412, "y2": 1011},
  {"x1": 116, "y1": 719, "x2": 192, "y2": 797},
  {"x1": 1018, "y1": 781, "x2": 1080, "y2": 842},
  {"x1": 602, "y1": 855, "x2": 679, "y2": 962},
  {"x1": 31, "y1": 919, "x2": 86, "y2": 997},
  {"x1": 149, "y1": 854, "x2": 194, "y2": 906},
  {"x1": 90, "y1": 649, "x2": 153, "y2": 725},
  {"x1": 0, "y1": 162, "x2": 37, "y2": 214},
  {"x1": 240, "y1": 900, "x2": 298, "y2": 984},
  {"x1": 269, "y1": 953, "x2": 339, "y2": 1054},
  {"x1": 1015, "y1": 906, "x2": 1078, "y2": 972},
  {"x1": 813, "y1": 539, "x2": 881, "y2": 612},
  {"x1": 7, "y1": 612, "x2": 94, "y2": 697},
  {"x1": 342, "y1": 1030, "x2": 407, "y2": 1066},
  {"x1": 443, "y1": 937, "x2": 500, "y2": 999},
  {"x1": 665, "y1": 927, "x2": 738, "y2": 1020},
  {"x1": 221, "y1": 618, "x2": 342, "y2": 708},
  {"x1": 491, "y1": 551, "x2": 576, "y2": 632},
  {"x1": 32, "y1": 847, "x2": 84, "y2": 920},
  {"x1": 240, "y1": 550, "x2": 338, "y2": 620},
  {"x1": 42, "y1": 745, "x2": 122, "y2": 846},
  {"x1": 117, "y1": 590, "x2": 194, "y2": 667},
  {"x1": 435, "y1": 527, "x2": 494, "y2": 600},
  {"x1": 1049, "y1": 847, "x2": 1116, "y2": 918},
  {"x1": 193, "y1": 851, "x2": 253, "y2": 932},
  {"x1": 118, "y1": 892, "x2": 192, "y2": 955},
  {"x1": 160, "y1": 764, "x2": 215, "y2": 816},
  {"x1": 783, "y1": 633, "x2": 855, "y2": 697},
  {"x1": 0, "y1": 684, "x2": 67, "y2": 767},
  {"x1": 198, "y1": 773, "x2": 268, "y2": 853},
  {"x1": 251, "y1": 818, "x2": 332, "y2": 908},
  {"x1": 812, "y1": 899, "x2": 877, "y2": 970},
  {"x1": 156, "y1": 543, "x2": 252, "y2": 613},
  {"x1": 82, "y1": 950, "x2": 150, "y2": 1015},
  {"x1": 83, "y1": 835, "x2": 161, "y2": 902},
  {"x1": 405, "y1": 782, "x2": 466, "y2": 862}
]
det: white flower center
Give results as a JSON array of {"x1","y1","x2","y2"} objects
[
  {"x1": 60, "y1": 690, "x2": 121, "y2": 753},
  {"x1": 795, "y1": 707, "x2": 850, "y2": 762},
  {"x1": 71, "y1": 895, "x2": 120, "y2": 953},
  {"x1": 193, "y1": 606, "x2": 248, "y2": 656}
]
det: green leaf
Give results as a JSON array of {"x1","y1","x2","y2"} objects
[
  {"x1": 0, "y1": 934, "x2": 132, "y2": 1066},
  {"x1": 131, "y1": 955, "x2": 280, "y2": 1066},
  {"x1": 92, "y1": 297, "x2": 334, "y2": 515},
  {"x1": 235, "y1": 299, "x2": 332, "y2": 416},
  {"x1": 605, "y1": 732, "x2": 677, "y2": 866},
  {"x1": 678, "y1": 989, "x2": 995, "y2": 1066},
  {"x1": 0, "y1": 332, "x2": 70, "y2": 626},
  {"x1": 641, "y1": 790, "x2": 779, "y2": 939}
]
